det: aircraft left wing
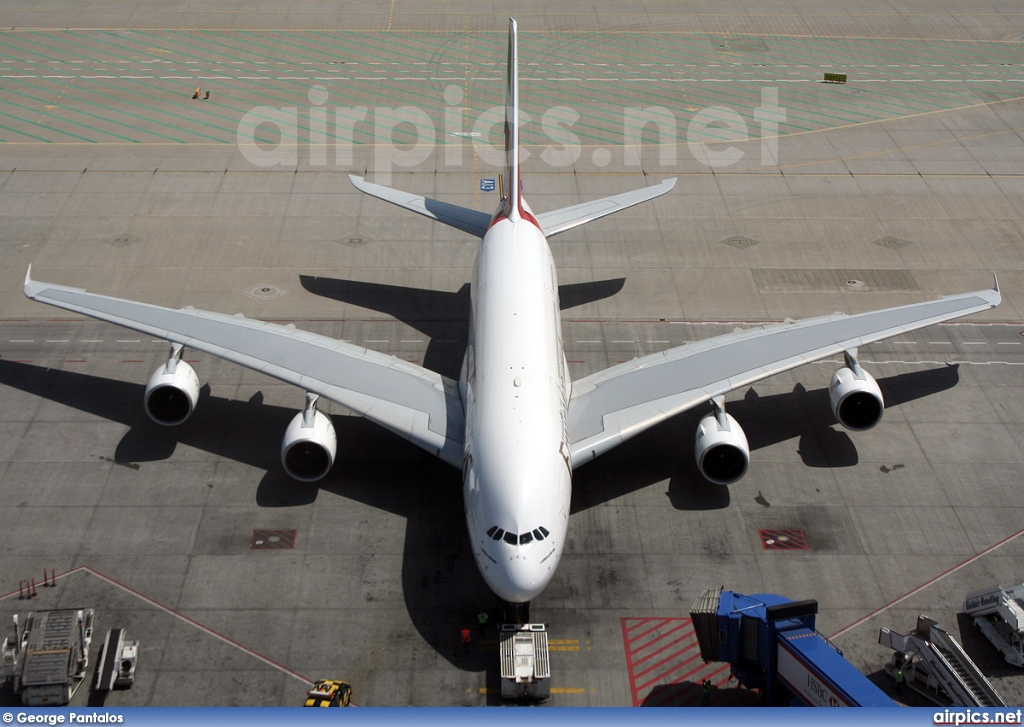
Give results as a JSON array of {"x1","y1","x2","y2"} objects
[
  {"x1": 23, "y1": 270, "x2": 465, "y2": 467},
  {"x1": 568, "y1": 282, "x2": 1000, "y2": 469}
]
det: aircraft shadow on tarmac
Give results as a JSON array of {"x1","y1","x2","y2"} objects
[
  {"x1": 568, "y1": 363, "x2": 961, "y2": 513},
  {"x1": 299, "y1": 274, "x2": 627, "y2": 379},
  {"x1": 0, "y1": 346, "x2": 959, "y2": 671}
]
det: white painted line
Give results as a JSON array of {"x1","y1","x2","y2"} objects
[
  {"x1": 117, "y1": 339, "x2": 141, "y2": 343},
  {"x1": 81, "y1": 339, "x2": 104, "y2": 343},
  {"x1": 45, "y1": 339, "x2": 69, "y2": 343},
  {"x1": 8, "y1": 339, "x2": 34, "y2": 343}
]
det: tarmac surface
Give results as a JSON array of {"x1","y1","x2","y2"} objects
[{"x1": 1, "y1": 0, "x2": 1024, "y2": 708}]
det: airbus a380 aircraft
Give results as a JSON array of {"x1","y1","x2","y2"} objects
[{"x1": 24, "y1": 19, "x2": 999, "y2": 604}]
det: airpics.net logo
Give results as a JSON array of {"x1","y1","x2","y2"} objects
[{"x1": 235, "y1": 84, "x2": 787, "y2": 182}]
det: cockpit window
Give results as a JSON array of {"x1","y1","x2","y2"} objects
[{"x1": 491, "y1": 525, "x2": 551, "y2": 545}]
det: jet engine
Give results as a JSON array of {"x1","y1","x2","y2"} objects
[
  {"x1": 144, "y1": 345, "x2": 200, "y2": 426},
  {"x1": 281, "y1": 393, "x2": 337, "y2": 482},
  {"x1": 830, "y1": 361, "x2": 884, "y2": 432},
  {"x1": 694, "y1": 403, "x2": 750, "y2": 485}
]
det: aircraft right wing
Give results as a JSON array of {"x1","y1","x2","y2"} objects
[{"x1": 567, "y1": 281, "x2": 1001, "y2": 469}]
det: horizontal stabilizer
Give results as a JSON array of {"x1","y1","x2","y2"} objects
[
  {"x1": 349, "y1": 175, "x2": 491, "y2": 238},
  {"x1": 537, "y1": 177, "x2": 677, "y2": 237}
]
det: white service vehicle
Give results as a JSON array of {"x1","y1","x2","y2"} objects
[{"x1": 964, "y1": 584, "x2": 1024, "y2": 667}]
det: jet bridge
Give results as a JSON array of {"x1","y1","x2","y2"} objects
[
  {"x1": 879, "y1": 615, "x2": 1005, "y2": 707},
  {"x1": 691, "y1": 587, "x2": 896, "y2": 706}
]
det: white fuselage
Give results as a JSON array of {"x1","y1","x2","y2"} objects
[{"x1": 461, "y1": 212, "x2": 572, "y2": 603}]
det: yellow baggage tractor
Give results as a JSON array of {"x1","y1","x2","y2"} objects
[{"x1": 305, "y1": 679, "x2": 352, "y2": 707}]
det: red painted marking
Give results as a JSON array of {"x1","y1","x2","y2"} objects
[
  {"x1": 0, "y1": 565, "x2": 315, "y2": 688},
  {"x1": 759, "y1": 528, "x2": 808, "y2": 550},
  {"x1": 64, "y1": 359, "x2": 86, "y2": 363},
  {"x1": 621, "y1": 616, "x2": 726, "y2": 706},
  {"x1": 831, "y1": 525, "x2": 1024, "y2": 640},
  {"x1": 121, "y1": 359, "x2": 144, "y2": 363},
  {"x1": 250, "y1": 528, "x2": 297, "y2": 550},
  {"x1": 630, "y1": 617, "x2": 688, "y2": 647},
  {"x1": 634, "y1": 634, "x2": 700, "y2": 679},
  {"x1": 635, "y1": 647, "x2": 703, "y2": 691}
]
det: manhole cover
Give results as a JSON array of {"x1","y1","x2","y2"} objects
[
  {"x1": 340, "y1": 236, "x2": 371, "y2": 247},
  {"x1": 759, "y1": 529, "x2": 808, "y2": 550},
  {"x1": 250, "y1": 529, "x2": 297, "y2": 550},
  {"x1": 873, "y1": 236, "x2": 912, "y2": 250},
  {"x1": 721, "y1": 235, "x2": 759, "y2": 250},
  {"x1": 107, "y1": 234, "x2": 137, "y2": 248},
  {"x1": 244, "y1": 284, "x2": 285, "y2": 300}
]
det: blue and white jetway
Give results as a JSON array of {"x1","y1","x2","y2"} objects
[{"x1": 690, "y1": 587, "x2": 895, "y2": 706}]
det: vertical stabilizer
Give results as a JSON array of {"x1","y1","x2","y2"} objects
[{"x1": 504, "y1": 17, "x2": 522, "y2": 222}]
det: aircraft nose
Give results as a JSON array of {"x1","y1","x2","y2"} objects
[{"x1": 487, "y1": 556, "x2": 550, "y2": 603}]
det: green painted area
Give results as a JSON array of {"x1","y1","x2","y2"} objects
[{"x1": 0, "y1": 29, "x2": 1020, "y2": 145}]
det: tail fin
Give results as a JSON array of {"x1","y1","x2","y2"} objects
[
  {"x1": 504, "y1": 17, "x2": 523, "y2": 222},
  {"x1": 350, "y1": 18, "x2": 676, "y2": 239}
]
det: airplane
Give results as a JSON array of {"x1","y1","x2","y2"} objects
[{"x1": 22, "y1": 19, "x2": 1000, "y2": 605}]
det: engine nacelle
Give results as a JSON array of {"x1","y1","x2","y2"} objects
[
  {"x1": 830, "y1": 366, "x2": 884, "y2": 431},
  {"x1": 281, "y1": 406, "x2": 337, "y2": 483},
  {"x1": 694, "y1": 410, "x2": 750, "y2": 485},
  {"x1": 144, "y1": 358, "x2": 200, "y2": 426}
]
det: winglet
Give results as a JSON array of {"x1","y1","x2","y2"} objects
[
  {"x1": 993, "y1": 271, "x2": 1000, "y2": 294},
  {"x1": 23, "y1": 265, "x2": 37, "y2": 300}
]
